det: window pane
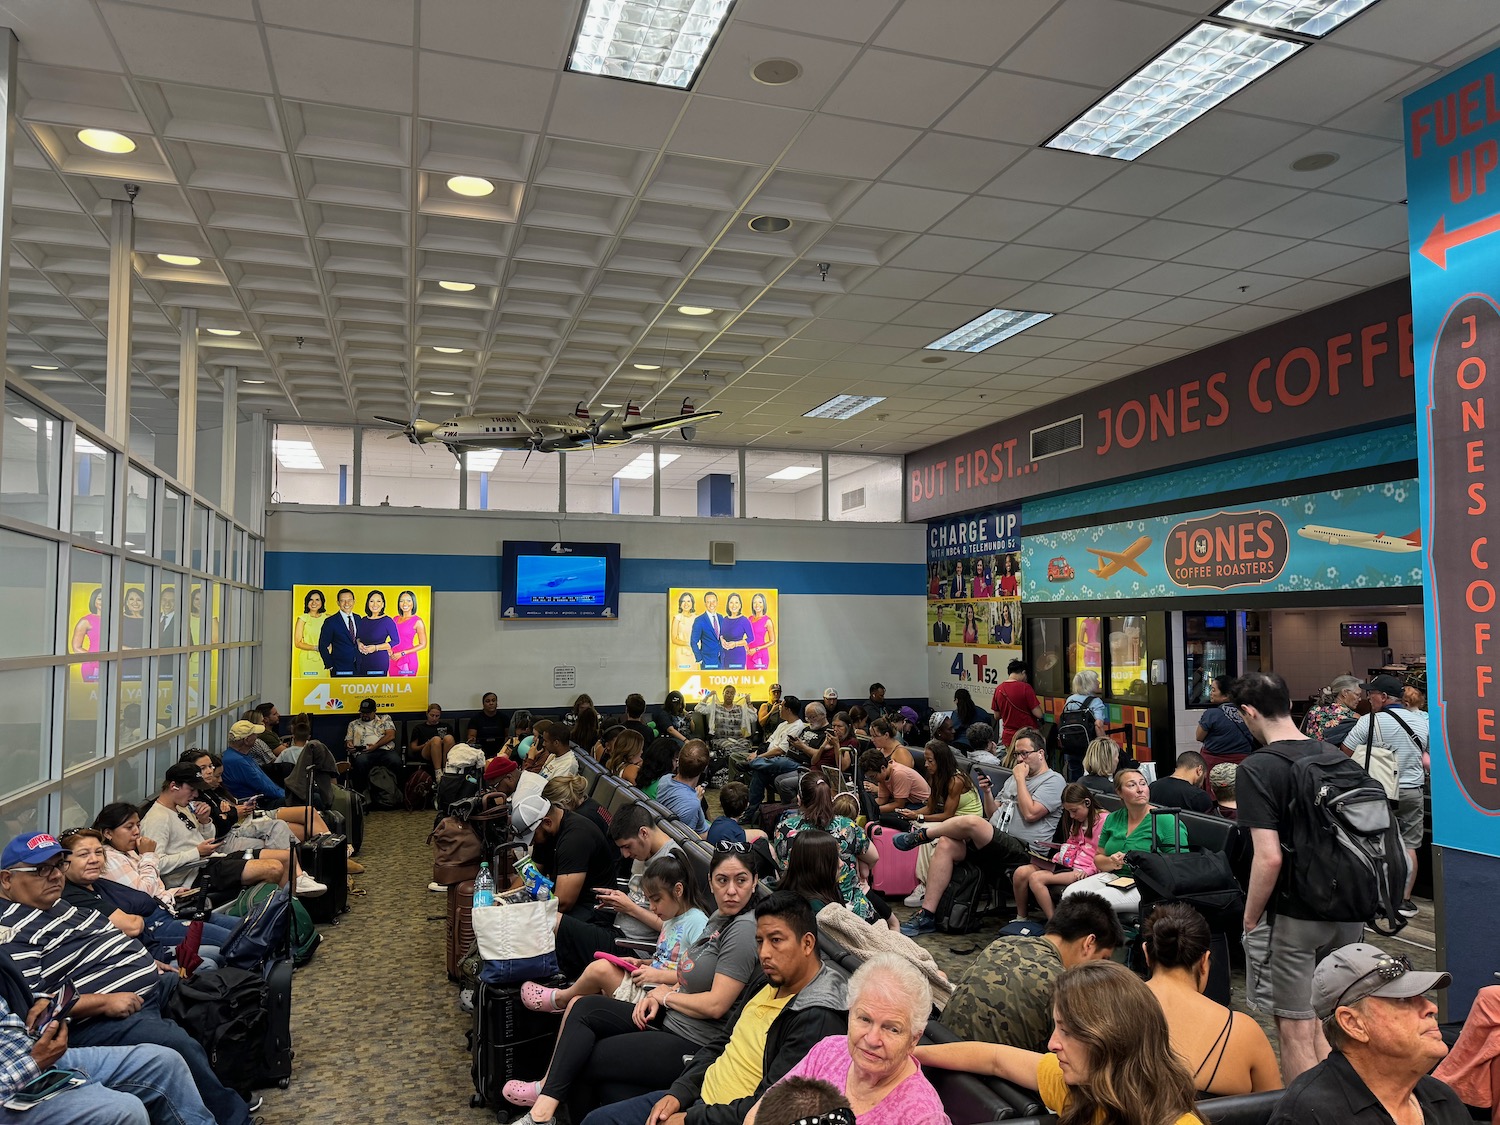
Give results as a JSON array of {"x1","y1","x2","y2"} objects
[
  {"x1": 746, "y1": 451, "x2": 821, "y2": 520},
  {"x1": 64, "y1": 658, "x2": 106, "y2": 770},
  {"x1": 156, "y1": 655, "x2": 180, "y2": 735},
  {"x1": 1070, "y1": 617, "x2": 1103, "y2": 687},
  {"x1": 2, "y1": 390, "x2": 62, "y2": 526},
  {"x1": 829, "y1": 455, "x2": 902, "y2": 522},
  {"x1": 272, "y1": 424, "x2": 353, "y2": 505},
  {"x1": 189, "y1": 504, "x2": 208, "y2": 571},
  {"x1": 125, "y1": 465, "x2": 154, "y2": 555},
  {"x1": 212, "y1": 516, "x2": 227, "y2": 576},
  {"x1": 1029, "y1": 617, "x2": 1067, "y2": 699},
  {"x1": 69, "y1": 547, "x2": 111, "y2": 671},
  {"x1": 362, "y1": 438, "x2": 461, "y2": 508},
  {"x1": 71, "y1": 431, "x2": 114, "y2": 541},
  {"x1": 116, "y1": 751, "x2": 147, "y2": 806},
  {"x1": 1110, "y1": 616, "x2": 1150, "y2": 700},
  {"x1": 122, "y1": 560, "x2": 152, "y2": 687},
  {"x1": 161, "y1": 489, "x2": 183, "y2": 565},
  {"x1": 0, "y1": 529, "x2": 59, "y2": 658},
  {"x1": 0, "y1": 667, "x2": 52, "y2": 798},
  {"x1": 1, "y1": 793, "x2": 48, "y2": 840},
  {"x1": 231, "y1": 528, "x2": 245, "y2": 583},
  {"x1": 59, "y1": 772, "x2": 102, "y2": 833},
  {"x1": 563, "y1": 447, "x2": 655, "y2": 515},
  {"x1": 659, "y1": 446, "x2": 739, "y2": 517},
  {"x1": 471, "y1": 449, "x2": 559, "y2": 512}
]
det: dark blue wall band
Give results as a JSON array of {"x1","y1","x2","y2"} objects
[{"x1": 265, "y1": 552, "x2": 925, "y2": 597}]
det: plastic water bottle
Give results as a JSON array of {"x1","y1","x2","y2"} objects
[
  {"x1": 516, "y1": 858, "x2": 554, "y2": 900},
  {"x1": 472, "y1": 862, "x2": 495, "y2": 908}
]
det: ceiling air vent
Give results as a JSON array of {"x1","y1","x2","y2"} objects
[
  {"x1": 841, "y1": 487, "x2": 866, "y2": 512},
  {"x1": 1030, "y1": 415, "x2": 1084, "y2": 462}
]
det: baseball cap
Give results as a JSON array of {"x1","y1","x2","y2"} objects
[
  {"x1": 823, "y1": 688, "x2": 838, "y2": 698},
  {"x1": 485, "y1": 756, "x2": 518, "y2": 783},
  {"x1": 1366, "y1": 674, "x2": 1406, "y2": 697},
  {"x1": 162, "y1": 762, "x2": 203, "y2": 790},
  {"x1": 897, "y1": 706, "x2": 920, "y2": 725},
  {"x1": 359, "y1": 698, "x2": 377, "y2": 714},
  {"x1": 228, "y1": 719, "x2": 265, "y2": 740},
  {"x1": 1312, "y1": 943, "x2": 1450, "y2": 1019},
  {"x1": 1, "y1": 833, "x2": 68, "y2": 868},
  {"x1": 510, "y1": 794, "x2": 552, "y2": 846}
]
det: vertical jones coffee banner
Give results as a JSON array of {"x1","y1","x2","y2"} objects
[
  {"x1": 1406, "y1": 52, "x2": 1500, "y2": 855},
  {"x1": 926, "y1": 506, "x2": 1022, "y2": 707}
]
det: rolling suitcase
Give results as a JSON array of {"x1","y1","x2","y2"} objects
[
  {"x1": 869, "y1": 824, "x2": 920, "y2": 897},
  {"x1": 468, "y1": 981, "x2": 560, "y2": 1111},
  {"x1": 447, "y1": 879, "x2": 475, "y2": 982},
  {"x1": 259, "y1": 958, "x2": 294, "y2": 1089},
  {"x1": 330, "y1": 784, "x2": 365, "y2": 855},
  {"x1": 297, "y1": 834, "x2": 348, "y2": 925}
]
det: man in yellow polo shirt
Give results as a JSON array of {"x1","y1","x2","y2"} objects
[{"x1": 580, "y1": 890, "x2": 849, "y2": 1125}]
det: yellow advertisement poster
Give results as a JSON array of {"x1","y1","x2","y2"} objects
[
  {"x1": 668, "y1": 587, "x2": 778, "y2": 703},
  {"x1": 291, "y1": 584, "x2": 432, "y2": 714}
]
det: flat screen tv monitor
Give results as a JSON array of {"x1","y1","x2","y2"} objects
[{"x1": 502, "y1": 541, "x2": 621, "y2": 619}]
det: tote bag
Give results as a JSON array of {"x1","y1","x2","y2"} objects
[{"x1": 473, "y1": 897, "x2": 559, "y2": 985}]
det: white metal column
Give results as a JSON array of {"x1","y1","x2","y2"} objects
[
  {"x1": 105, "y1": 196, "x2": 136, "y2": 445},
  {"x1": 219, "y1": 364, "x2": 237, "y2": 517},
  {"x1": 0, "y1": 29, "x2": 15, "y2": 471},
  {"x1": 175, "y1": 308, "x2": 198, "y2": 489}
]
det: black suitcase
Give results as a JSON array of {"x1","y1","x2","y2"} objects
[
  {"x1": 258, "y1": 957, "x2": 294, "y2": 1089},
  {"x1": 468, "y1": 981, "x2": 560, "y2": 1110},
  {"x1": 330, "y1": 785, "x2": 365, "y2": 855},
  {"x1": 297, "y1": 834, "x2": 348, "y2": 925}
]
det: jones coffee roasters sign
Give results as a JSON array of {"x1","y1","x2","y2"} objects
[{"x1": 1165, "y1": 510, "x2": 1290, "y2": 589}]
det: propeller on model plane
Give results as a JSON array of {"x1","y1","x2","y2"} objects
[{"x1": 374, "y1": 416, "x2": 438, "y2": 446}]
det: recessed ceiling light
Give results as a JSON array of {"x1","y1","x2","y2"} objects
[
  {"x1": 30, "y1": 364, "x2": 59, "y2": 371},
  {"x1": 928, "y1": 309, "x2": 1054, "y2": 352},
  {"x1": 751, "y1": 58, "x2": 802, "y2": 86},
  {"x1": 1046, "y1": 22, "x2": 1303, "y2": 161},
  {"x1": 77, "y1": 128, "x2": 136, "y2": 154},
  {"x1": 804, "y1": 395, "x2": 885, "y2": 421},
  {"x1": 243, "y1": 379, "x2": 267, "y2": 385},
  {"x1": 446, "y1": 175, "x2": 495, "y2": 197},
  {"x1": 677, "y1": 305, "x2": 714, "y2": 316},
  {"x1": 431, "y1": 390, "x2": 456, "y2": 396},
  {"x1": 614, "y1": 451, "x2": 681, "y2": 480},
  {"x1": 1291, "y1": 152, "x2": 1339, "y2": 171},
  {"x1": 767, "y1": 466, "x2": 819, "y2": 481},
  {"x1": 633, "y1": 363, "x2": 661, "y2": 371},
  {"x1": 206, "y1": 328, "x2": 241, "y2": 337},
  {"x1": 157, "y1": 253, "x2": 202, "y2": 266},
  {"x1": 568, "y1": 0, "x2": 734, "y2": 90},
  {"x1": 439, "y1": 280, "x2": 477, "y2": 292},
  {"x1": 748, "y1": 215, "x2": 792, "y2": 234},
  {"x1": 1216, "y1": 0, "x2": 1380, "y2": 38},
  {"x1": 432, "y1": 346, "x2": 463, "y2": 354}
]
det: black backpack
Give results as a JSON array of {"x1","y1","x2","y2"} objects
[
  {"x1": 163, "y1": 967, "x2": 269, "y2": 1093},
  {"x1": 1262, "y1": 742, "x2": 1408, "y2": 935},
  {"x1": 934, "y1": 859, "x2": 993, "y2": 933},
  {"x1": 1056, "y1": 696, "x2": 1100, "y2": 755},
  {"x1": 435, "y1": 765, "x2": 483, "y2": 817},
  {"x1": 367, "y1": 764, "x2": 403, "y2": 810}
]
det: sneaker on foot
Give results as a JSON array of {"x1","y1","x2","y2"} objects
[
  {"x1": 903, "y1": 884, "x2": 927, "y2": 908},
  {"x1": 246, "y1": 1096, "x2": 264, "y2": 1113},
  {"x1": 899, "y1": 910, "x2": 937, "y2": 938},
  {"x1": 295, "y1": 873, "x2": 328, "y2": 897},
  {"x1": 1398, "y1": 898, "x2": 1420, "y2": 917},
  {"x1": 891, "y1": 829, "x2": 926, "y2": 852},
  {"x1": 428, "y1": 882, "x2": 445, "y2": 892}
]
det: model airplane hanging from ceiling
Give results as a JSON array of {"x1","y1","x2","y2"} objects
[{"x1": 374, "y1": 399, "x2": 722, "y2": 463}]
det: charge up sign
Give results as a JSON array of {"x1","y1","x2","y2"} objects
[{"x1": 1406, "y1": 54, "x2": 1500, "y2": 855}]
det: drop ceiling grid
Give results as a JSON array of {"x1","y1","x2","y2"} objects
[{"x1": 1, "y1": 0, "x2": 1481, "y2": 452}]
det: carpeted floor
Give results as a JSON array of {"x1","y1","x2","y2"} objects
[{"x1": 253, "y1": 805, "x2": 1439, "y2": 1123}]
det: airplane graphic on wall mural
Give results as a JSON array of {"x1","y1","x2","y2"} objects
[
  {"x1": 1086, "y1": 536, "x2": 1153, "y2": 579},
  {"x1": 374, "y1": 400, "x2": 722, "y2": 463},
  {"x1": 1296, "y1": 525, "x2": 1423, "y2": 553}
]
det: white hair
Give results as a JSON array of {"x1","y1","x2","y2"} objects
[
  {"x1": 846, "y1": 952, "x2": 931, "y2": 1038},
  {"x1": 804, "y1": 702, "x2": 827, "y2": 723},
  {"x1": 1072, "y1": 669, "x2": 1101, "y2": 695}
]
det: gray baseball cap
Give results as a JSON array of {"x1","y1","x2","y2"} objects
[{"x1": 1312, "y1": 943, "x2": 1450, "y2": 1019}]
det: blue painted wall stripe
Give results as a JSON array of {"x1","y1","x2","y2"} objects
[{"x1": 265, "y1": 551, "x2": 924, "y2": 596}]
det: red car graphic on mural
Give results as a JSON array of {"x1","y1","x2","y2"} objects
[{"x1": 1047, "y1": 557, "x2": 1075, "y2": 581}]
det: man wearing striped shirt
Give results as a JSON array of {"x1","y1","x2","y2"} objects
[{"x1": 0, "y1": 832, "x2": 254, "y2": 1125}]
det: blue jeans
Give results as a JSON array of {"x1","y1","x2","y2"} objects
[
  {"x1": 22, "y1": 1044, "x2": 217, "y2": 1125},
  {"x1": 745, "y1": 755, "x2": 799, "y2": 811},
  {"x1": 580, "y1": 1090, "x2": 668, "y2": 1125},
  {"x1": 68, "y1": 977, "x2": 249, "y2": 1125},
  {"x1": 147, "y1": 907, "x2": 240, "y2": 951}
]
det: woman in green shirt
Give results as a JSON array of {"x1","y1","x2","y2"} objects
[{"x1": 1060, "y1": 767, "x2": 1187, "y2": 916}]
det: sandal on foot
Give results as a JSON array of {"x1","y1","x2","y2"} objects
[
  {"x1": 520, "y1": 982, "x2": 561, "y2": 1013},
  {"x1": 502, "y1": 1081, "x2": 541, "y2": 1108}
]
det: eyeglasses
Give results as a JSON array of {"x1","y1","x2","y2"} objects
[
  {"x1": 789, "y1": 1111, "x2": 855, "y2": 1125},
  {"x1": 59, "y1": 827, "x2": 89, "y2": 840},
  {"x1": 1336, "y1": 952, "x2": 1413, "y2": 1010},
  {"x1": 7, "y1": 861, "x2": 67, "y2": 878},
  {"x1": 714, "y1": 840, "x2": 750, "y2": 854}
]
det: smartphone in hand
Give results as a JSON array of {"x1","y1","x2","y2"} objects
[{"x1": 30, "y1": 981, "x2": 78, "y2": 1040}]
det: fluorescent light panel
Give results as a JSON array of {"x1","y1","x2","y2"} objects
[
  {"x1": 767, "y1": 466, "x2": 819, "y2": 481},
  {"x1": 568, "y1": 0, "x2": 734, "y2": 90},
  {"x1": 467, "y1": 450, "x2": 502, "y2": 472},
  {"x1": 614, "y1": 451, "x2": 680, "y2": 480},
  {"x1": 927, "y1": 309, "x2": 1054, "y2": 353},
  {"x1": 272, "y1": 439, "x2": 323, "y2": 470},
  {"x1": 1047, "y1": 22, "x2": 1304, "y2": 161},
  {"x1": 1215, "y1": 0, "x2": 1380, "y2": 37},
  {"x1": 803, "y1": 395, "x2": 885, "y2": 421}
]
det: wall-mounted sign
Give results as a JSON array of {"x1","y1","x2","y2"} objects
[
  {"x1": 904, "y1": 280, "x2": 1415, "y2": 521},
  {"x1": 1022, "y1": 481, "x2": 1421, "y2": 604},
  {"x1": 926, "y1": 505, "x2": 1022, "y2": 705}
]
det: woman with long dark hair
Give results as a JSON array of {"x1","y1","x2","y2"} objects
[
  {"x1": 777, "y1": 830, "x2": 844, "y2": 911},
  {"x1": 355, "y1": 589, "x2": 399, "y2": 675},
  {"x1": 915, "y1": 959, "x2": 1204, "y2": 1124},
  {"x1": 636, "y1": 737, "x2": 679, "y2": 799},
  {"x1": 771, "y1": 773, "x2": 880, "y2": 923},
  {"x1": 920, "y1": 741, "x2": 981, "y2": 823},
  {"x1": 952, "y1": 688, "x2": 992, "y2": 745},
  {"x1": 293, "y1": 588, "x2": 326, "y2": 679}
]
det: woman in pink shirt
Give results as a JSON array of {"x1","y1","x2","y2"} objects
[
  {"x1": 1010, "y1": 783, "x2": 1106, "y2": 921},
  {"x1": 760, "y1": 953, "x2": 949, "y2": 1125}
]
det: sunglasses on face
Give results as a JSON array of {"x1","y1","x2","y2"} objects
[{"x1": 1336, "y1": 952, "x2": 1414, "y2": 1010}]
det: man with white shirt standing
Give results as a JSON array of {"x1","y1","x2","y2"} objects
[{"x1": 317, "y1": 587, "x2": 362, "y2": 675}]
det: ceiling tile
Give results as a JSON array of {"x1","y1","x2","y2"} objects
[
  {"x1": 939, "y1": 70, "x2": 1102, "y2": 145},
  {"x1": 882, "y1": 133, "x2": 1025, "y2": 193},
  {"x1": 970, "y1": 243, "x2": 1084, "y2": 281},
  {"x1": 1162, "y1": 178, "x2": 1302, "y2": 227},
  {"x1": 1225, "y1": 47, "x2": 1420, "y2": 128},
  {"x1": 419, "y1": 0, "x2": 576, "y2": 66},
  {"x1": 887, "y1": 234, "x2": 1003, "y2": 272},
  {"x1": 666, "y1": 96, "x2": 807, "y2": 164},
  {"x1": 1099, "y1": 218, "x2": 1220, "y2": 259},
  {"x1": 838, "y1": 183, "x2": 967, "y2": 232},
  {"x1": 1016, "y1": 208, "x2": 1145, "y2": 252},
  {"x1": 822, "y1": 50, "x2": 985, "y2": 129},
  {"x1": 259, "y1": 0, "x2": 415, "y2": 42},
  {"x1": 1136, "y1": 111, "x2": 1308, "y2": 177},
  {"x1": 695, "y1": 22, "x2": 860, "y2": 109},
  {"x1": 875, "y1": 0, "x2": 1055, "y2": 66},
  {"x1": 1321, "y1": 205, "x2": 1410, "y2": 251},
  {"x1": 1242, "y1": 192, "x2": 1384, "y2": 240},
  {"x1": 547, "y1": 72, "x2": 685, "y2": 149},
  {"x1": 417, "y1": 55, "x2": 556, "y2": 131},
  {"x1": 267, "y1": 28, "x2": 414, "y2": 114},
  {"x1": 1174, "y1": 230, "x2": 1303, "y2": 270},
  {"x1": 779, "y1": 116, "x2": 921, "y2": 180},
  {"x1": 1072, "y1": 165, "x2": 1218, "y2": 218},
  {"x1": 739, "y1": 0, "x2": 904, "y2": 42},
  {"x1": 931, "y1": 197, "x2": 1057, "y2": 241},
  {"x1": 1000, "y1": 0, "x2": 1190, "y2": 87},
  {"x1": 1250, "y1": 240, "x2": 1372, "y2": 278},
  {"x1": 100, "y1": 6, "x2": 273, "y2": 92}
]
